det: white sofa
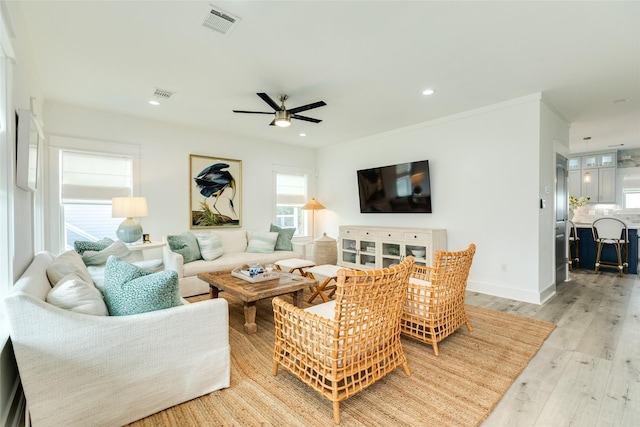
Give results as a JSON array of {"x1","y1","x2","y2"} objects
[
  {"x1": 163, "y1": 229, "x2": 305, "y2": 297},
  {"x1": 4, "y1": 251, "x2": 230, "y2": 427}
]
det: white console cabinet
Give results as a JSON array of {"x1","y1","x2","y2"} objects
[{"x1": 338, "y1": 225, "x2": 447, "y2": 270}]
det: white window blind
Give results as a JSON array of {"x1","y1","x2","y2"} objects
[
  {"x1": 276, "y1": 173, "x2": 307, "y2": 205},
  {"x1": 61, "y1": 152, "x2": 132, "y2": 201}
]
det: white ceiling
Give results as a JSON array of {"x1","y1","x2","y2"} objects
[{"x1": 12, "y1": 1, "x2": 640, "y2": 152}]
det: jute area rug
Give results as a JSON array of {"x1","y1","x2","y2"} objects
[{"x1": 127, "y1": 292, "x2": 555, "y2": 427}]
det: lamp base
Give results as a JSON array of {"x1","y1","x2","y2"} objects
[{"x1": 117, "y1": 218, "x2": 143, "y2": 243}]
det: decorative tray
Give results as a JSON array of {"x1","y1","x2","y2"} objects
[{"x1": 231, "y1": 267, "x2": 280, "y2": 283}]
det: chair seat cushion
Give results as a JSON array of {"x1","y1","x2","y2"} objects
[
  {"x1": 275, "y1": 258, "x2": 315, "y2": 269},
  {"x1": 306, "y1": 264, "x2": 342, "y2": 277},
  {"x1": 304, "y1": 300, "x2": 336, "y2": 319}
]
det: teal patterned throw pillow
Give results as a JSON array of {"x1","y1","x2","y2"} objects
[
  {"x1": 74, "y1": 238, "x2": 114, "y2": 255},
  {"x1": 246, "y1": 232, "x2": 278, "y2": 254},
  {"x1": 103, "y1": 256, "x2": 181, "y2": 316},
  {"x1": 167, "y1": 232, "x2": 201, "y2": 263},
  {"x1": 270, "y1": 224, "x2": 296, "y2": 251}
]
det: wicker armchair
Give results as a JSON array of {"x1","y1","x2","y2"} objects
[
  {"x1": 272, "y1": 257, "x2": 415, "y2": 424},
  {"x1": 401, "y1": 244, "x2": 476, "y2": 356}
]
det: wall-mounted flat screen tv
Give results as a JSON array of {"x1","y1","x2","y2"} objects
[{"x1": 357, "y1": 160, "x2": 432, "y2": 213}]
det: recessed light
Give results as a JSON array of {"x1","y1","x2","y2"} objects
[
  {"x1": 608, "y1": 143, "x2": 625, "y2": 147},
  {"x1": 299, "y1": 133, "x2": 306, "y2": 137},
  {"x1": 422, "y1": 89, "x2": 435, "y2": 96},
  {"x1": 149, "y1": 100, "x2": 160, "y2": 106}
]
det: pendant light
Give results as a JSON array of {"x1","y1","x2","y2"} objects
[{"x1": 583, "y1": 137, "x2": 592, "y2": 183}]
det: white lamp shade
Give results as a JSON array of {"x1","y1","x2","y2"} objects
[{"x1": 112, "y1": 197, "x2": 148, "y2": 218}]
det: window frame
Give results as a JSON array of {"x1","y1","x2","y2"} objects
[
  {"x1": 273, "y1": 165, "x2": 313, "y2": 237},
  {"x1": 46, "y1": 136, "x2": 141, "y2": 254}
]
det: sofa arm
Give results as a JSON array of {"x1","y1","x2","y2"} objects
[
  {"x1": 162, "y1": 239, "x2": 184, "y2": 278},
  {"x1": 5, "y1": 294, "x2": 230, "y2": 427}
]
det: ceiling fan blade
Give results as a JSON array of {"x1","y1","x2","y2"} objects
[
  {"x1": 232, "y1": 110, "x2": 273, "y2": 114},
  {"x1": 292, "y1": 114, "x2": 322, "y2": 123},
  {"x1": 257, "y1": 93, "x2": 280, "y2": 111},
  {"x1": 269, "y1": 119, "x2": 276, "y2": 126},
  {"x1": 288, "y1": 101, "x2": 326, "y2": 115}
]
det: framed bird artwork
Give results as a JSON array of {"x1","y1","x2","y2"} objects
[{"x1": 190, "y1": 154, "x2": 242, "y2": 228}]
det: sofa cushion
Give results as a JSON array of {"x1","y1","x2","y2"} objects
[
  {"x1": 167, "y1": 232, "x2": 201, "y2": 263},
  {"x1": 46, "y1": 273, "x2": 109, "y2": 316},
  {"x1": 103, "y1": 256, "x2": 181, "y2": 316},
  {"x1": 196, "y1": 233, "x2": 224, "y2": 261},
  {"x1": 73, "y1": 237, "x2": 114, "y2": 255},
  {"x1": 81, "y1": 240, "x2": 131, "y2": 266},
  {"x1": 246, "y1": 232, "x2": 278, "y2": 254},
  {"x1": 270, "y1": 224, "x2": 296, "y2": 251},
  {"x1": 182, "y1": 250, "x2": 300, "y2": 277},
  {"x1": 214, "y1": 229, "x2": 248, "y2": 253},
  {"x1": 46, "y1": 250, "x2": 93, "y2": 287}
]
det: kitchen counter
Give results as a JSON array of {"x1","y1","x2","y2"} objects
[{"x1": 572, "y1": 224, "x2": 638, "y2": 274}]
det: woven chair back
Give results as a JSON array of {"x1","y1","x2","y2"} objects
[{"x1": 330, "y1": 256, "x2": 414, "y2": 353}]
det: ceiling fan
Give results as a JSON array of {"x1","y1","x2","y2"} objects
[{"x1": 233, "y1": 93, "x2": 326, "y2": 127}]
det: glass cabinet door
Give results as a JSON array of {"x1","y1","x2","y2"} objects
[
  {"x1": 381, "y1": 242, "x2": 401, "y2": 268},
  {"x1": 340, "y1": 238, "x2": 358, "y2": 265},
  {"x1": 358, "y1": 239, "x2": 376, "y2": 268}
]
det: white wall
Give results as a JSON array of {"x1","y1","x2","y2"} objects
[
  {"x1": 539, "y1": 100, "x2": 571, "y2": 300},
  {"x1": 42, "y1": 102, "x2": 317, "y2": 249},
  {"x1": 317, "y1": 94, "x2": 565, "y2": 303}
]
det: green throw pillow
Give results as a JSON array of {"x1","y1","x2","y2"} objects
[
  {"x1": 73, "y1": 238, "x2": 114, "y2": 255},
  {"x1": 246, "y1": 231, "x2": 278, "y2": 254},
  {"x1": 270, "y1": 224, "x2": 296, "y2": 251},
  {"x1": 103, "y1": 256, "x2": 181, "y2": 316},
  {"x1": 167, "y1": 232, "x2": 201, "y2": 263}
]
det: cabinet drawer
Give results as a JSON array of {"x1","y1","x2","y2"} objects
[
  {"x1": 381, "y1": 231, "x2": 403, "y2": 240},
  {"x1": 359, "y1": 230, "x2": 378, "y2": 237},
  {"x1": 404, "y1": 232, "x2": 430, "y2": 241},
  {"x1": 341, "y1": 228, "x2": 358, "y2": 236}
]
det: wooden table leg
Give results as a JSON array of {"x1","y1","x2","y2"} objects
[
  {"x1": 244, "y1": 302, "x2": 258, "y2": 334},
  {"x1": 292, "y1": 289, "x2": 303, "y2": 307},
  {"x1": 210, "y1": 285, "x2": 219, "y2": 299}
]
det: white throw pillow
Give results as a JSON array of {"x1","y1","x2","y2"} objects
[
  {"x1": 81, "y1": 240, "x2": 131, "y2": 266},
  {"x1": 196, "y1": 233, "x2": 224, "y2": 261},
  {"x1": 246, "y1": 231, "x2": 279, "y2": 254},
  {"x1": 47, "y1": 273, "x2": 109, "y2": 316},
  {"x1": 46, "y1": 250, "x2": 93, "y2": 287},
  {"x1": 214, "y1": 229, "x2": 248, "y2": 253}
]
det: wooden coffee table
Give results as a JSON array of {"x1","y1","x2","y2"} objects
[{"x1": 197, "y1": 271, "x2": 317, "y2": 334}]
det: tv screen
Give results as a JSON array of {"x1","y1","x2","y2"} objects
[{"x1": 357, "y1": 160, "x2": 432, "y2": 213}]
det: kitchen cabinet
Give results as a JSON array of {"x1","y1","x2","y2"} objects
[
  {"x1": 569, "y1": 151, "x2": 617, "y2": 202},
  {"x1": 338, "y1": 225, "x2": 447, "y2": 270}
]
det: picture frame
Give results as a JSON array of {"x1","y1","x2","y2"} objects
[
  {"x1": 16, "y1": 109, "x2": 42, "y2": 192},
  {"x1": 190, "y1": 154, "x2": 242, "y2": 229}
]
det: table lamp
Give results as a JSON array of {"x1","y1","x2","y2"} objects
[
  {"x1": 302, "y1": 198, "x2": 326, "y2": 241},
  {"x1": 112, "y1": 196, "x2": 148, "y2": 243}
]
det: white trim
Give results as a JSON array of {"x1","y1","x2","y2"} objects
[{"x1": 0, "y1": 5, "x2": 16, "y2": 62}]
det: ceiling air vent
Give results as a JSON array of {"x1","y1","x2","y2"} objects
[
  {"x1": 153, "y1": 88, "x2": 175, "y2": 100},
  {"x1": 202, "y1": 5, "x2": 240, "y2": 35}
]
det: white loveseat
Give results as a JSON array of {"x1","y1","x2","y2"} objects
[
  {"x1": 4, "y1": 251, "x2": 230, "y2": 427},
  {"x1": 163, "y1": 229, "x2": 305, "y2": 297}
]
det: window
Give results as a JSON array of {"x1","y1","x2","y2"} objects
[
  {"x1": 275, "y1": 172, "x2": 308, "y2": 235},
  {"x1": 61, "y1": 151, "x2": 133, "y2": 249}
]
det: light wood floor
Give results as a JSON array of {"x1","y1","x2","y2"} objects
[{"x1": 467, "y1": 268, "x2": 640, "y2": 427}]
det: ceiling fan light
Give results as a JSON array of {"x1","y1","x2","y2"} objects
[{"x1": 274, "y1": 110, "x2": 291, "y2": 127}]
